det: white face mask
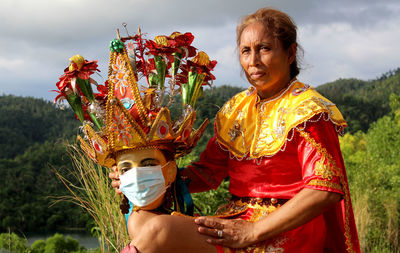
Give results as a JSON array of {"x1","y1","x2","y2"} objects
[{"x1": 119, "y1": 164, "x2": 166, "y2": 207}]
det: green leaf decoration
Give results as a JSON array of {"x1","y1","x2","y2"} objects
[{"x1": 109, "y1": 39, "x2": 125, "y2": 53}]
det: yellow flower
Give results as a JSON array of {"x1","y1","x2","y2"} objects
[
  {"x1": 170, "y1": 31, "x2": 183, "y2": 39},
  {"x1": 154, "y1": 36, "x2": 169, "y2": 47},
  {"x1": 192, "y1": 51, "x2": 210, "y2": 66},
  {"x1": 68, "y1": 54, "x2": 85, "y2": 71}
]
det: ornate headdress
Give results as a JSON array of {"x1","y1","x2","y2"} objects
[{"x1": 54, "y1": 29, "x2": 217, "y2": 168}]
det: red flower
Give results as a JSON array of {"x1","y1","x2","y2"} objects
[
  {"x1": 145, "y1": 40, "x2": 177, "y2": 57},
  {"x1": 55, "y1": 59, "x2": 99, "y2": 94},
  {"x1": 171, "y1": 32, "x2": 196, "y2": 57},
  {"x1": 64, "y1": 60, "x2": 99, "y2": 80},
  {"x1": 182, "y1": 59, "x2": 217, "y2": 83},
  {"x1": 95, "y1": 84, "x2": 108, "y2": 101},
  {"x1": 52, "y1": 90, "x2": 66, "y2": 104}
]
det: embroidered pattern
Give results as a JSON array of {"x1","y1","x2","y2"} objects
[
  {"x1": 266, "y1": 236, "x2": 288, "y2": 253},
  {"x1": 297, "y1": 129, "x2": 356, "y2": 253},
  {"x1": 314, "y1": 156, "x2": 337, "y2": 180},
  {"x1": 220, "y1": 95, "x2": 238, "y2": 115},
  {"x1": 220, "y1": 200, "x2": 285, "y2": 253},
  {"x1": 110, "y1": 55, "x2": 130, "y2": 97},
  {"x1": 216, "y1": 81, "x2": 347, "y2": 159},
  {"x1": 307, "y1": 179, "x2": 342, "y2": 192},
  {"x1": 110, "y1": 109, "x2": 132, "y2": 145},
  {"x1": 297, "y1": 130, "x2": 341, "y2": 177},
  {"x1": 228, "y1": 121, "x2": 243, "y2": 142}
]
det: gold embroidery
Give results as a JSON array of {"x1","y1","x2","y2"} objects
[
  {"x1": 215, "y1": 81, "x2": 347, "y2": 159},
  {"x1": 314, "y1": 156, "x2": 337, "y2": 180},
  {"x1": 307, "y1": 179, "x2": 342, "y2": 192},
  {"x1": 228, "y1": 120, "x2": 242, "y2": 142},
  {"x1": 219, "y1": 200, "x2": 279, "y2": 253},
  {"x1": 297, "y1": 130, "x2": 341, "y2": 176},
  {"x1": 298, "y1": 129, "x2": 356, "y2": 253}
]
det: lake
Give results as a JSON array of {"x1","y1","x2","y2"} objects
[{"x1": 27, "y1": 233, "x2": 99, "y2": 249}]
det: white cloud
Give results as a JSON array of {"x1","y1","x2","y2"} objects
[
  {"x1": 0, "y1": 58, "x2": 25, "y2": 71},
  {"x1": 298, "y1": 16, "x2": 400, "y2": 86},
  {"x1": 0, "y1": 0, "x2": 399, "y2": 99}
]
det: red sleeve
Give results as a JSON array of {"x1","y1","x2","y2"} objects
[
  {"x1": 297, "y1": 115, "x2": 345, "y2": 195},
  {"x1": 187, "y1": 134, "x2": 229, "y2": 189}
]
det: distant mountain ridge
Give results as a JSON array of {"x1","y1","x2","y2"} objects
[
  {"x1": 316, "y1": 68, "x2": 400, "y2": 132},
  {"x1": 0, "y1": 68, "x2": 399, "y2": 234},
  {"x1": 0, "y1": 95, "x2": 79, "y2": 159},
  {"x1": 1, "y1": 67, "x2": 400, "y2": 159}
]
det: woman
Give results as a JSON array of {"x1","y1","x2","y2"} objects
[{"x1": 111, "y1": 7, "x2": 360, "y2": 253}]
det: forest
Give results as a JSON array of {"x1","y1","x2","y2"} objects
[{"x1": 1, "y1": 68, "x2": 400, "y2": 252}]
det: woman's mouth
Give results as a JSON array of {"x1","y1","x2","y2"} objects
[{"x1": 250, "y1": 71, "x2": 265, "y2": 79}]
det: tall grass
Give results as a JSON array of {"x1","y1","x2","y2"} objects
[
  {"x1": 353, "y1": 191, "x2": 371, "y2": 251},
  {"x1": 341, "y1": 123, "x2": 400, "y2": 253},
  {"x1": 54, "y1": 144, "x2": 129, "y2": 252},
  {"x1": 353, "y1": 190, "x2": 400, "y2": 253}
]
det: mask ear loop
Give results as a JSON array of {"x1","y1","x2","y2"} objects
[
  {"x1": 175, "y1": 167, "x2": 194, "y2": 216},
  {"x1": 162, "y1": 160, "x2": 178, "y2": 186}
]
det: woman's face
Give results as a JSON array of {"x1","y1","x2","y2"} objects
[
  {"x1": 117, "y1": 148, "x2": 167, "y2": 176},
  {"x1": 116, "y1": 148, "x2": 177, "y2": 210},
  {"x1": 116, "y1": 148, "x2": 177, "y2": 186},
  {"x1": 239, "y1": 22, "x2": 296, "y2": 99}
]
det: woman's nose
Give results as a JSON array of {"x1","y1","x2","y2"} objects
[{"x1": 249, "y1": 50, "x2": 260, "y2": 66}]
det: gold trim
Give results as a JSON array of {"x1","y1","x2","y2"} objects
[
  {"x1": 314, "y1": 156, "x2": 337, "y2": 180},
  {"x1": 215, "y1": 82, "x2": 347, "y2": 159},
  {"x1": 307, "y1": 179, "x2": 342, "y2": 192},
  {"x1": 121, "y1": 48, "x2": 147, "y2": 126},
  {"x1": 76, "y1": 39, "x2": 212, "y2": 170},
  {"x1": 148, "y1": 108, "x2": 175, "y2": 139},
  {"x1": 297, "y1": 129, "x2": 356, "y2": 253}
]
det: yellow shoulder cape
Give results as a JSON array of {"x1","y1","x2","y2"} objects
[{"x1": 215, "y1": 80, "x2": 346, "y2": 158}]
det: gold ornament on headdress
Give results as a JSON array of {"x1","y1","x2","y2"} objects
[{"x1": 55, "y1": 28, "x2": 216, "y2": 168}]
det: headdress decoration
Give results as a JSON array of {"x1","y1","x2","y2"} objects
[{"x1": 54, "y1": 28, "x2": 217, "y2": 169}]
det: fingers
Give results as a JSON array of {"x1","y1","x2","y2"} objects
[
  {"x1": 109, "y1": 166, "x2": 119, "y2": 179},
  {"x1": 194, "y1": 218, "x2": 255, "y2": 248},
  {"x1": 206, "y1": 237, "x2": 225, "y2": 245},
  {"x1": 197, "y1": 226, "x2": 223, "y2": 238},
  {"x1": 111, "y1": 179, "x2": 122, "y2": 194},
  {"x1": 109, "y1": 166, "x2": 123, "y2": 195},
  {"x1": 195, "y1": 217, "x2": 228, "y2": 242},
  {"x1": 198, "y1": 227, "x2": 232, "y2": 247},
  {"x1": 195, "y1": 217, "x2": 225, "y2": 230}
]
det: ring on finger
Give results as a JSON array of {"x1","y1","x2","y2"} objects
[{"x1": 217, "y1": 229, "x2": 223, "y2": 238}]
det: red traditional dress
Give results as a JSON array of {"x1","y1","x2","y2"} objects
[{"x1": 188, "y1": 80, "x2": 360, "y2": 253}]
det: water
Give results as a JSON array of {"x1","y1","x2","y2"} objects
[{"x1": 27, "y1": 233, "x2": 99, "y2": 249}]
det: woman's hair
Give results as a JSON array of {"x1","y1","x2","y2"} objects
[
  {"x1": 160, "y1": 149, "x2": 175, "y2": 162},
  {"x1": 236, "y1": 7, "x2": 302, "y2": 79}
]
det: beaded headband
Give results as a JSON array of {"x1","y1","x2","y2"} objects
[{"x1": 54, "y1": 28, "x2": 216, "y2": 168}]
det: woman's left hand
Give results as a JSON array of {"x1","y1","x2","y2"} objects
[{"x1": 194, "y1": 217, "x2": 257, "y2": 248}]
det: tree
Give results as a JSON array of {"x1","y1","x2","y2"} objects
[{"x1": 0, "y1": 232, "x2": 29, "y2": 252}]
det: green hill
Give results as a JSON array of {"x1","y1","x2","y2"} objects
[
  {"x1": 1, "y1": 67, "x2": 399, "y2": 234},
  {"x1": 0, "y1": 95, "x2": 79, "y2": 159},
  {"x1": 316, "y1": 68, "x2": 400, "y2": 133},
  {"x1": 0, "y1": 96, "x2": 90, "y2": 233}
]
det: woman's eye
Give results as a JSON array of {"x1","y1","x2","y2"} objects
[
  {"x1": 120, "y1": 167, "x2": 131, "y2": 174},
  {"x1": 240, "y1": 48, "x2": 250, "y2": 55},
  {"x1": 142, "y1": 162, "x2": 158, "y2": 167},
  {"x1": 261, "y1": 46, "x2": 270, "y2": 51}
]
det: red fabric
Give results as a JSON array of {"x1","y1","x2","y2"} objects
[
  {"x1": 188, "y1": 114, "x2": 360, "y2": 252},
  {"x1": 121, "y1": 244, "x2": 138, "y2": 253},
  {"x1": 215, "y1": 208, "x2": 327, "y2": 253},
  {"x1": 189, "y1": 118, "x2": 343, "y2": 198}
]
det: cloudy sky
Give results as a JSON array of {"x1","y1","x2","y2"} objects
[{"x1": 1, "y1": 0, "x2": 399, "y2": 100}]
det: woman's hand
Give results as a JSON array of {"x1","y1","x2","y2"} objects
[
  {"x1": 109, "y1": 165, "x2": 123, "y2": 195},
  {"x1": 194, "y1": 217, "x2": 257, "y2": 248}
]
